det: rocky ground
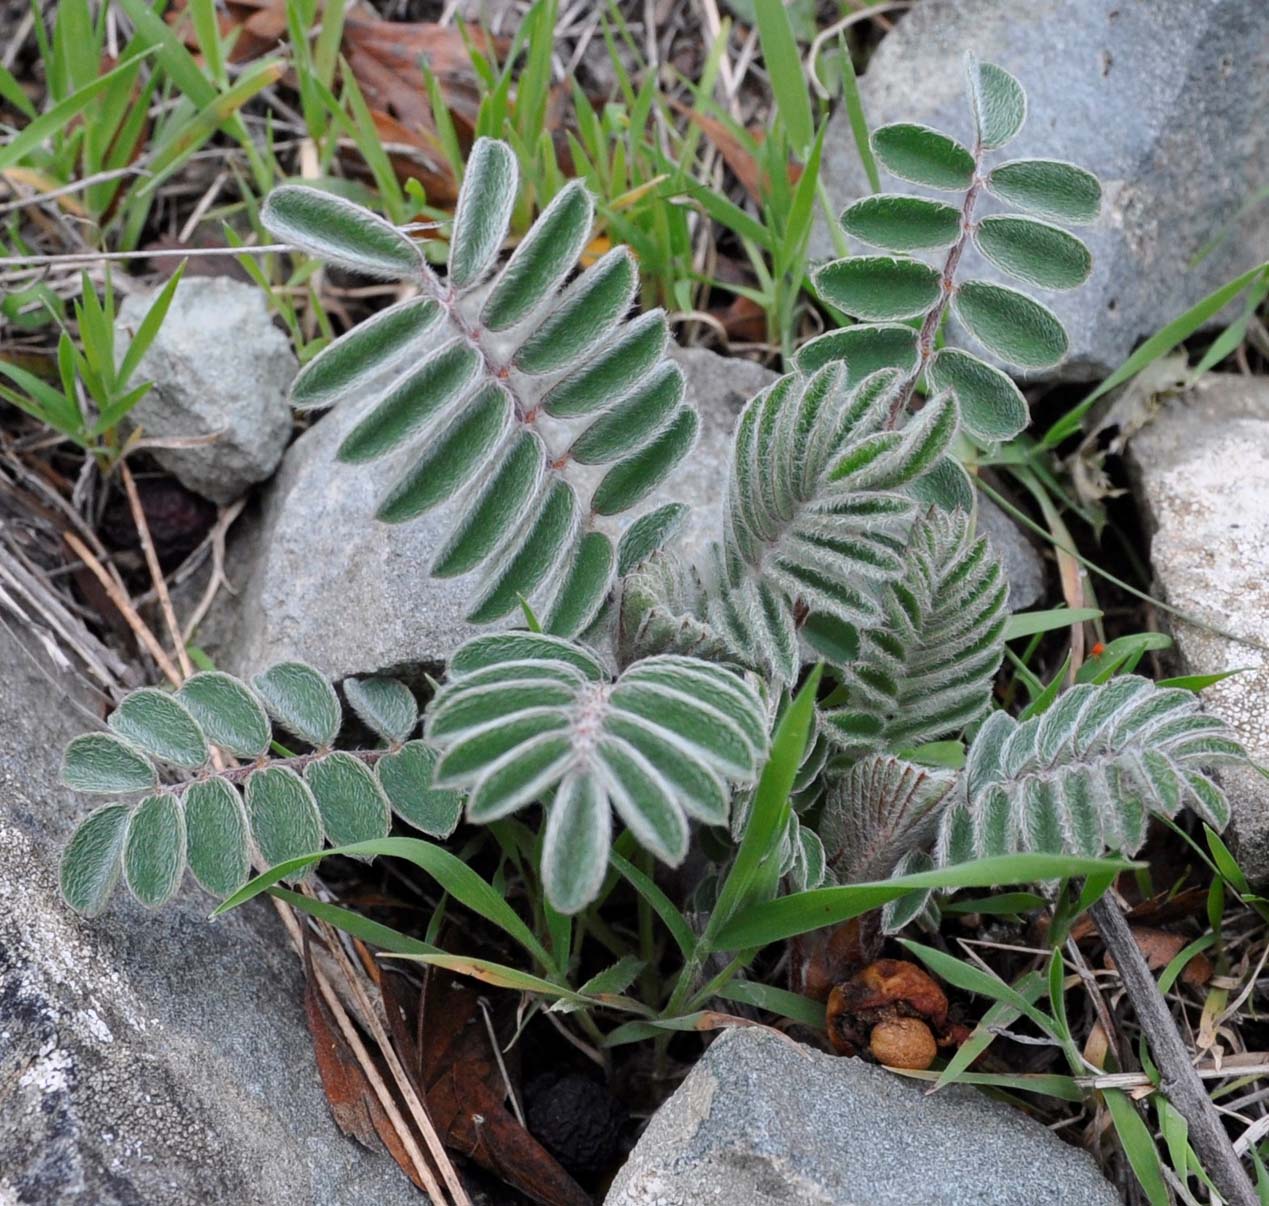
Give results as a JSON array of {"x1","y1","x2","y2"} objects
[{"x1": 1, "y1": 0, "x2": 1267, "y2": 1202}]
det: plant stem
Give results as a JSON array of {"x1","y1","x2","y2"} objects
[
  {"x1": 1090, "y1": 893, "x2": 1257, "y2": 1206},
  {"x1": 889, "y1": 143, "x2": 984, "y2": 427}
]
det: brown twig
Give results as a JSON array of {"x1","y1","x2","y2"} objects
[
  {"x1": 1091, "y1": 892, "x2": 1258, "y2": 1206},
  {"x1": 63, "y1": 529, "x2": 183, "y2": 687},
  {"x1": 118, "y1": 460, "x2": 192, "y2": 680},
  {"x1": 310, "y1": 902, "x2": 472, "y2": 1206}
]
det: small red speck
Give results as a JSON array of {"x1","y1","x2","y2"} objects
[{"x1": 1091, "y1": 642, "x2": 1106, "y2": 656}]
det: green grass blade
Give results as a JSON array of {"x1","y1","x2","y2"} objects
[
  {"x1": 753, "y1": 0, "x2": 814, "y2": 156},
  {"x1": 0, "y1": 52, "x2": 150, "y2": 171},
  {"x1": 706, "y1": 666, "x2": 823, "y2": 947},
  {"x1": 1042, "y1": 262, "x2": 1269, "y2": 448},
  {"x1": 269, "y1": 886, "x2": 438, "y2": 955},
  {"x1": 214, "y1": 836, "x2": 554, "y2": 973},
  {"x1": 713, "y1": 852, "x2": 1137, "y2": 950},
  {"x1": 1104, "y1": 1088, "x2": 1171, "y2": 1206}
]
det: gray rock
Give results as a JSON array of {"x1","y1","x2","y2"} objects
[
  {"x1": 976, "y1": 494, "x2": 1046, "y2": 609},
  {"x1": 0, "y1": 624, "x2": 421, "y2": 1205},
  {"x1": 115, "y1": 277, "x2": 296, "y2": 504},
  {"x1": 813, "y1": 0, "x2": 1269, "y2": 381},
  {"x1": 203, "y1": 345, "x2": 774, "y2": 682},
  {"x1": 1126, "y1": 373, "x2": 1269, "y2": 880},
  {"x1": 605, "y1": 1028, "x2": 1118, "y2": 1206}
]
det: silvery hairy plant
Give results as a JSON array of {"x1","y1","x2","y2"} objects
[{"x1": 57, "y1": 57, "x2": 1247, "y2": 930}]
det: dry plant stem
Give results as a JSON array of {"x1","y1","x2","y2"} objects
[
  {"x1": 63, "y1": 529, "x2": 183, "y2": 686},
  {"x1": 890, "y1": 151, "x2": 984, "y2": 427},
  {"x1": 310, "y1": 904, "x2": 472, "y2": 1206},
  {"x1": 1090, "y1": 893, "x2": 1258, "y2": 1206},
  {"x1": 305, "y1": 924, "x2": 450, "y2": 1201},
  {"x1": 119, "y1": 460, "x2": 192, "y2": 679}
]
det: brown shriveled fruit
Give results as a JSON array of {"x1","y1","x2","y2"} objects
[{"x1": 869, "y1": 1017, "x2": 938, "y2": 1070}]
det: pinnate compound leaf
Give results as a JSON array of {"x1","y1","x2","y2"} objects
[
  {"x1": 872, "y1": 123, "x2": 975, "y2": 190},
  {"x1": 617, "y1": 503, "x2": 689, "y2": 574},
  {"x1": 61, "y1": 803, "x2": 130, "y2": 916},
  {"x1": 124, "y1": 793, "x2": 186, "y2": 907},
  {"x1": 448, "y1": 136, "x2": 516, "y2": 290},
  {"x1": 245, "y1": 766, "x2": 324, "y2": 873},
  {"x1": 427, "y1": 634, "x2": 767, "y2": 910},
  {"x1": 184, "y1": 778, "x2": 250, "y2": 898},
  {"x1": 481, "y1": 181, "x2": 593, "y2": 331},
  {"x1": 965, "y1": 56, "x2": 1026, "y2": 149},
  {"x1": 936, "y1": 677, "x2": 1246, "y2": 868},
  {"x1": 953, "y1": 280, "x2": 1069, "y2": 368},
  {"x1": 515, "y1": 247, "x2": 637, "y2": 375},
  {"x1": 178, "y1": 672, "x2": 271, "y2": 759},
  {"x1": 337, "y1": 339, "x2": 480, "y2": 464},
  {"x1": 591, "y1": 406, "x2": 699, "y2": 515},
  {"x1": 974, "y1": 216, "x2": 1092, "y2": 290},
  {"x1": 840, "y1": 194, "x2": 962, "y2": 251},
  {"x1": 544, "y1": 310, "x2": 668, "y2": 418},
  {"x1": 344, "y1": 677, "x2": 418, "y2": 745},
  {"x1": 819, "y1": 756, "x2": 956, "y2": 885},
  {"x1": 794, "y1": 323, "x2": 919, "y2": 381},
  {"x1": 815, "y1": 256, "x2": 942, "y2": 321},
  {"x1": 253, "y1": 662, "x2": 341, "y2": 749},
  {"x1": 107, "y1": 688, "x2": 207, "y2": 768},
  {"x1": 289, "y1": 298, "x2": 441, "y2": 412},
  {"x1": 305, "y1": 752, "x2": 391, "y2": 848},
  {"x1": 376, "y1": 740, "x2": 464, "y2": 838},
  {"x1": 926, "y1": 348, "x2": 1028, "y2": 443},
  {"x1": 986, "y1": 159, "x2": 1101, "y2": 224},
  {"x1": 62, "y1": 733, "x2": 157, "y2": 794},
  {"x1": 821, "y1": 508, "x2": 1007, "y2": 757},
  {"x1": 263, "y1": 185, "x2": 422, "y2": 278}
]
